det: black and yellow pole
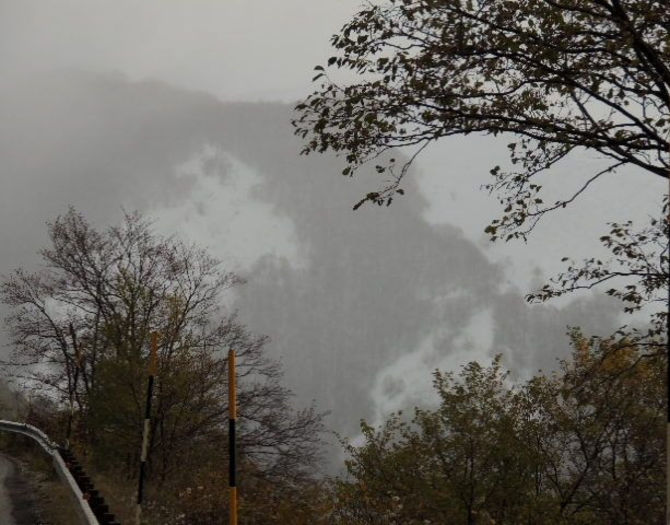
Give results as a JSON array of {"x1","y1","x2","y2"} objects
[
  {"x1": 228, "y1": 348, "x2": 238, "y2": 525},
  {"x1": 666, "y1": 172, "x2": 669, "y2": 524},
  {"x1": 136, "y1": 332, "x2": 158, "y2": 525}
]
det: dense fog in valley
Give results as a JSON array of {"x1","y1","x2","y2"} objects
[
  {"x1": 0, "y1": 70, "x2": 637, "y2": 448},
  {"x1": 0, "y1": 3, "x2": 666, "y2": 523}
]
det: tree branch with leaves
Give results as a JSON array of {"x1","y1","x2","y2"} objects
[{"x1": 294, "y1": 0, "x2": 668, "y2": 241}]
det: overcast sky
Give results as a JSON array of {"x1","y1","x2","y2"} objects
[
  {"x1": 2, "y1": 0, "x2": 662, "y2": 284},
  {"x1": 1, "y1": 0, "x2": 361, "y2": 101},
  {"x1": 0, "y1": 1, "x2": 665, "y2": 450}
]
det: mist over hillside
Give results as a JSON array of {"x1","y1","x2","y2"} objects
[{"x1": 0, "y1": 71, "x2": 623, "y2": 450}]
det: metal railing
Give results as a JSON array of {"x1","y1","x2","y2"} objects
[{"x1": 0, "y1": 419, "x2": 99, "y2": 525}]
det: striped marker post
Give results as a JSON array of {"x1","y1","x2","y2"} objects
[
  {"x1": 666, "y1": 173, "x2": 669, "y2": 525},
  {"x1": 228, "y1": 348, "x2": 238, "y2": 525},
  {"x1": 136, "y1": 332, "x2": 158, "y2": 525}
]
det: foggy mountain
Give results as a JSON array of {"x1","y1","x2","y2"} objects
[{"x1": 0, "y1": 70, "x2": 622, "y2": 447}]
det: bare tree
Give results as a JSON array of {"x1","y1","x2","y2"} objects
[{"x1": 1, "y1": 208, "x2": 324, "y2": 482}]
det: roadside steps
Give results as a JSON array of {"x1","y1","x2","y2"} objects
[{"x1": 58, "y1": 448, "x2": 120, "y2": 525}]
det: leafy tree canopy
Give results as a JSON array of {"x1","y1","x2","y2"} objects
[{"x1": 334, "y1": 333, "x2": 665, "y2": 524}]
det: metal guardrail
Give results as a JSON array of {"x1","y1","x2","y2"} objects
[{"x1": 0, "y1": 419, "x2": 99, "y2": 525}]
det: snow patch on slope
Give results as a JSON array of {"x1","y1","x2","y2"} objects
[
  {"x1": 368, "y1": 307, "x2": 495, "y2": 427},
  {"x1": 150, "y1": 145, "x2": 306, "y2": 275}
]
